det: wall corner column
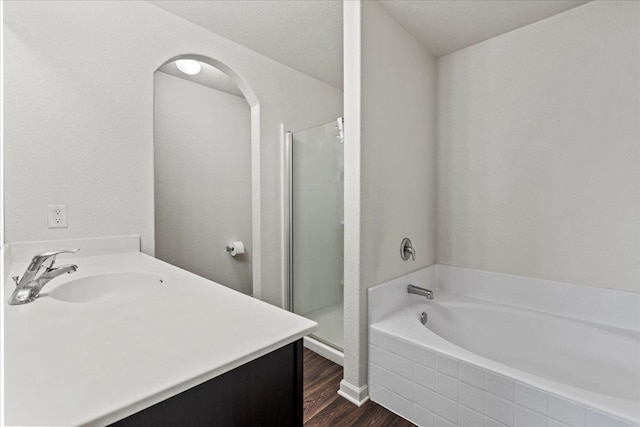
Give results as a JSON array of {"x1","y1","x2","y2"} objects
[{"x1": 340, "y1": 0, "x2": 369, "y2": 407}]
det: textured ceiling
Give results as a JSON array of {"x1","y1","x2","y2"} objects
[
  {"x1": 147, "y1": 0, "x2": 343, "y2": 89},
  {"x1": 148, "y1": 1, "x2": 590, "y2": 90},
  {"x1": 379, "y1": 0, "x2": 589, "y2": 57}
]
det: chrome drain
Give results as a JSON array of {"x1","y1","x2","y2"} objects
[{"x1": 420, "y1": 312, "x2": 428, "y2": 325}]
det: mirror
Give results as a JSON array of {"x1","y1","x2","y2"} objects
[{"x1": 154, "y1": 56, "x2": 253, "y2": 295}]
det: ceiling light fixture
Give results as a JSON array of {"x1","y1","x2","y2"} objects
[{"x1": 176, "y1": 59, "x2": 202, "y2": 75}]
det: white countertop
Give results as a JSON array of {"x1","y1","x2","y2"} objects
[{"x1": 4, "y1": 238, "x2": 317, "y2": 426}]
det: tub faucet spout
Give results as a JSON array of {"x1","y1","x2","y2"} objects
[{"x1": 408, "y1": 284, "x2": 434, "y2": 300}]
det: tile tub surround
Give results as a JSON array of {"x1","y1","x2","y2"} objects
[
  {"x1": 369, "y1": 328, "x2": 639, "y2": 427},
  {"x1": 367, "y1": 266, "x2": 640, "y2": 427}
]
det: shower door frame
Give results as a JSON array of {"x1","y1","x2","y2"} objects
[
  {"x1": 286, "y1": 130, "x2": 295, "y2": 312},
  {"x1": 285, "y1": 120, "x2": 344, "y2": 353}
]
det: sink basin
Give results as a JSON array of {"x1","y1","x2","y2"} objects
[{"x1": 48, "y1": 272, "x2": 167, "y2": 303}]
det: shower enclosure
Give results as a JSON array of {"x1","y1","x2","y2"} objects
[{"x1": 287, "y1": 118, "x2": 344, "y2": 353}]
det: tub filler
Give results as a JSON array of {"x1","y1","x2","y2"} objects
[{"x1": 368, "y1": 266, "x2": 640, "y2": 427}]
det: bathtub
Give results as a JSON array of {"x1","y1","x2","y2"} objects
[{"x1": 368, "y1": 266, "x2": 640, "y2": 427}]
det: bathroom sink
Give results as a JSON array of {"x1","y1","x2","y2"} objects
[{"x1": 48, "y1": 272, "x2": 166, "y2": 303}]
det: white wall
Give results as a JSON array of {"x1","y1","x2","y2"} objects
[
  {"x1": 360, "y1": 3, "x2": 437, "y2": 286},
  {"x1": 154, "y1": 72, "x2": 252, "y2": 295},
  {"x1": 3, "y1": 0, "x2": 343, "y2": 306},
  {"x1": 437, "y1": 1, "x2": 640, "y2": 293},
  {"x1": 342, "y1": 0, "x2": 437, "y2": 403}
]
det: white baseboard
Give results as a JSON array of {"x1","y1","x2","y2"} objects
[
  {"x1": 303, "y1": 336, "x2": 343, "y2": 366},
  {"x1": 338, "y1": 380, "x2": 369, "y2": 407}
]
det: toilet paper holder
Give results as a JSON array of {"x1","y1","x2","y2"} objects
[{"x1": 226, "y1": 241, "x2": 245, "y2": 257}]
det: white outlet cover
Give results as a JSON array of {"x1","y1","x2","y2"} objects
[{"x1": 48, "y1": 204, "x2": 68, "y2": 228}]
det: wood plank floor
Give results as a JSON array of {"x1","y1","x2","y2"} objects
[{"x1": 303, "y1": 348, "x2": 415, "y2": 427}]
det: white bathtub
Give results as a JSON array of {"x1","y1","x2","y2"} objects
[{"x1": 368, "y1": 266, "x2": 640, "y2": 427}]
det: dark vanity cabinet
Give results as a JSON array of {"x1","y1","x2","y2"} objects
[{"x1": 112, "y1": 340, "x2": 303, "y2": 427}]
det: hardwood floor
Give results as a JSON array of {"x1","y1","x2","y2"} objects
[{"x1": 303, "y1": 348, "x2": 415, "y2": 427}]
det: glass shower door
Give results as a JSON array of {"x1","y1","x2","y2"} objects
[{"x1": 290, "y1": 119, "x2": 344, "y2": 350}]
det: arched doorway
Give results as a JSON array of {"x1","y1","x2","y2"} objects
[{"x1": 153, "y1": 55, "x2": 261, "y2": 298}]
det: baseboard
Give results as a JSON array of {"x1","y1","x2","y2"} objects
[
  {"x1": 338, "y1": 380, "x2": 369, "y2": 407},
  {"x1": 303, "y1": 337, "x2": 344, "y2": 366}
]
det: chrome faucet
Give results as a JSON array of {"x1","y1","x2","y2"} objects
[
  {"x1": 8, "y1": 249, "x2": 79, "y2": 305},
  {"x1": 408, "y1": 284, "x2": 434, "y2": 300}
]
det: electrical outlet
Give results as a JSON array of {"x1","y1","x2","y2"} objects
[{"x1": 48, "y1": 205, "x2": 68, "y2": 228}]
